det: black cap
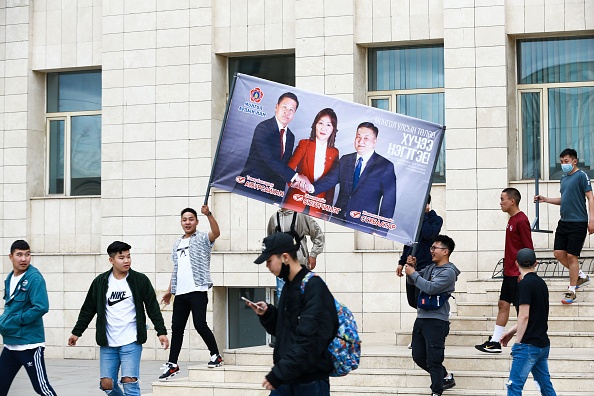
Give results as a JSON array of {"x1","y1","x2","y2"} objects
[
  {"x1": 516, "y1": 248, "x2": 537, "y2": 267},
  {"x1": 254, "y1": 233, "x2": 299, "y2": 264}
]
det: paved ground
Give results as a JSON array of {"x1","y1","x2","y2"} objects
[{"x1": 8, "y1": 359, "x2": 190, "y2": 395}]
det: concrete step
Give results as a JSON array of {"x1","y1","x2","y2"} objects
[
  {"x1": 396, "y1": 329, "x2": 594, "y2": 348},
  {"x1": 460, "y1": 279, "x2": 594, "y2": 297},
  {"x1": 223, "y1": 345, "x2": 594, "y2": 372},
  {"x1": 456, "y1": 301, "x2": 594, "y2": 317},
  {"x1": 361, "y1": 346, "x2": 594, "y2": 374},
  {"x1": 457, "y1": 286, "x2": 594, "y2": 303},
  {"x1": 162, "y1": 365, "x2": 594, "y2": 393},
  {"x1": 151, "y1": 345, "x2": 594, "y2": 395},
  {"x1": 152, "y1": 380, "x2": 594, "y2": 396},
  {"x1": 450, "y1": 315, "x2": 594, "y2": 332}
]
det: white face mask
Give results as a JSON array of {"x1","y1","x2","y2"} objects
[{"x1": 561, "y1": 163, "x2": 573, "y2": 174}]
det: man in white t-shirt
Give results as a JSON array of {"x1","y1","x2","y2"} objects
[
  {"x1": 0, "y1": 240, "x2": 57, "y2": 396},
  {"x1": 68, "y1": 241, "x2": 169, "y2": 396},
  {"x1": 159, "y1": 205, "x2": 222, "y2": 380}
]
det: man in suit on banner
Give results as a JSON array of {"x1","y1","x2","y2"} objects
[
  {"x1": 236, "y1": 92, "x2": 310, "y2": 206},
  {"x1": 299, "y1": 122, "x2": 397, "y2": 233}
]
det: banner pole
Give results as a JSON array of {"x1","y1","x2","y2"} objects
[
  {"x1": 410, "y1": 126, "x2": 446, "y2": 257},
  {"x1": 204, "y1": 73, "x2": 239, "y2": 205}
]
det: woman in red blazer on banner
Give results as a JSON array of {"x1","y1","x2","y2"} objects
[{"x1": 283, "y1": 108, "x2": 339, "y2": 219}]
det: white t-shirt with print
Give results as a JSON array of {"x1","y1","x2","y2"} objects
[
  {"x1": 175, "y1": 237, "x2": 208, "y2": 295},
  {"x1": 105, "y1": 273, "x2": 137, "y2": 347}
]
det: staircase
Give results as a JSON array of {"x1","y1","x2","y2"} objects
[{"x1": 151, "y1": 279, "x2": 594, "y2": 395}]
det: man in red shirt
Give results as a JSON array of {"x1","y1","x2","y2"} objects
[{"x1": 476, "y1": 188, "x2": 534, "y2": 353}]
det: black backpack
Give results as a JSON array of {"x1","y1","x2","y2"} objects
[{"x1": 275, "y1": 212, "x2": 306, "y2": 258}]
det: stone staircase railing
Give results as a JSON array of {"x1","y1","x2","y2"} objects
[{"x1": 491, "y1": 256, "x2": 594, "y2": 278}]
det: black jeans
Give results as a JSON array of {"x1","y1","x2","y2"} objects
[
  {"x1": 411, "y1": 318, "x2": 449, "y2": 395},
  {"x1": 169, "y1": 291, "x2": 219, "y2": 363}
]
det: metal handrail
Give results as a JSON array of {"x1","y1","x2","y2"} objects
[{"x1": 491, "y1": 257, "x2": 594, "y2": 279}]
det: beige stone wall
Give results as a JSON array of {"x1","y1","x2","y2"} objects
[{"x1": 1, "y1": 0, "x2": 593, "y2": 359}]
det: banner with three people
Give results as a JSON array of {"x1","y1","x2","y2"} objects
[{"x1": 209, "y1": 74, "x2": 445, "y2": 245}]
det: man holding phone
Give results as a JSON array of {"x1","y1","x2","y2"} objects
[{"x1": 246, "y1": 233, "x2": 338, "y2": 396}]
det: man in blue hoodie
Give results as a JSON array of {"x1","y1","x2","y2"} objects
[
  {"x1": 405, "y1": 234, "x2": 460, "y2": 396},
  {"x1": 0, "y1": 240, "x2": 57, "y2": 396}
]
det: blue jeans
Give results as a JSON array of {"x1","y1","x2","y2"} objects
[
  {"x1": 270, "y1": 379, "x2": 330, "y2": 396},
  {"x1": 99, "y1": 342, "x2": 142, "y2": 396},
  {"x1": 507, "y1": 343, "x2": 556, "y2": 396}
]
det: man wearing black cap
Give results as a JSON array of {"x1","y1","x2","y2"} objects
[
  {"x1": 501, "y1": 248, "x2": 556, "y2": 396},
  {"x1": 246, "y1": 233, "x2": 338, "y2": 396}
]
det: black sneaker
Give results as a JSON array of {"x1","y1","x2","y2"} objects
[
  {"x1": 431, "y1": 393, "x2": 442, "y2": 396},
  {"x1": 475, "y1": 338, "x2": 502, "y2": 353},
  {"x1": 443, "y1": 373, "x2": 456, "y2": 390},
  {"x1": 158, "y1": 362, "x2": 180, "y2": 381},
  {"x1": 208, "y1": 354, "x2": 224, "y2": 368}
]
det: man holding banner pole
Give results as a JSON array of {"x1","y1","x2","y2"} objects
[{"x1": 236, "y1": 92, "x2": 311, "y2": 206}]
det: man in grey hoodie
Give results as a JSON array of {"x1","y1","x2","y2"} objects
[{"x1": 405, "y1": 234, "x2": 460, "y2": 396}]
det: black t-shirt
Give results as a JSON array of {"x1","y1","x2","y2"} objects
[{"x1": 516, "y1": 272, "x2": 550, "y2": 347}]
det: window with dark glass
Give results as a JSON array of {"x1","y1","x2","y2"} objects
[
  {"x1": 517, "y1": 36, "x2": 594, "y2": 180},
  {"x1": 46, "y1": 70, "x2": 102, "y2": 196},
  {"x1": 228, "y1": 54, "x2": 295, "y2": 88},
  {"x1": 368, "y1": 45, "x2": 446, "y2": 183},
  {"x1": 226, "y1": 55, "x2": 295, "y2": 348}
]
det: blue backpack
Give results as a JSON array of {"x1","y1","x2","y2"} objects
[{"x1": 300, "y1": 272, "x2": 361, "y2": 377}]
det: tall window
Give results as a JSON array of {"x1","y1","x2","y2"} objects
[
  {"x1": 225, "y1": 55, "x2": 295, "y2": 349},
  {"x1": 518, "y1": 36, "x2": 594, "y2": 180},
  {"x1": 46, "y1": 70, "x2": 102, "y2": 196},
  {"x1": 368, "y1": 45, "x2": 445, "y2": 183}
]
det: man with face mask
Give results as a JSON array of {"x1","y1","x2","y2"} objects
[
  {"x1": 246, "y1": 233, "x2": 338, "y2": 396},
  {"x1": 534, "y1": 148, "x2": 594, "y2": 304}
]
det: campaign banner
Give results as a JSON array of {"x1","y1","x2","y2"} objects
[{"x1": 209, "y1": 74, "x2": 445, "y2": 245}]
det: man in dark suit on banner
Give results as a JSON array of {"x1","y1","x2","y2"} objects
[
  {"x1": 300, "y1": 122, "x2": 397, "y2": 233},
  {"x1": 236, "y1": 92, "x2": 310, "y2": 205}
]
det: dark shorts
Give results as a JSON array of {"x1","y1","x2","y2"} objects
[
  {"x1": 554, "y1": 220, "x2": 588, "y2": 256},
  {"x1": 499, "y1": 275, "x2": 519, "y2": 305}
]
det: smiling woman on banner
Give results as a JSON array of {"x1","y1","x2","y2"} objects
[{"x1": 282, "y1": 108, "x2": 340, "y2": 219}]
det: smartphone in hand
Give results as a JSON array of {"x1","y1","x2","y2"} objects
[{"x1": 241, "y1": 296, "x2": 264, "y2": 310}]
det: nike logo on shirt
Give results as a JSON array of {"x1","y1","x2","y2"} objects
[
  {"x1": 108, "y1": 291, "x2": 131, "y2": 306},
  {"x1": 108, "y1": 296, "x2": 131, "y2": 306}
]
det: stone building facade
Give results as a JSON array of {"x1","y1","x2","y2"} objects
[{"x1": 0, "y1": 0, "x2": 592, "y2": 361}]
